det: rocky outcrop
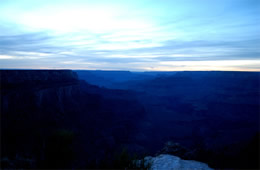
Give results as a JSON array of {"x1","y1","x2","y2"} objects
[
  {"x1": 1, "y1": 70, "x2": 78, "y2": 89},
  {"x1": 136, "y1": 154, "x2": 213, "y2": 170},
  {"x1": 1, "y1": 70, "x2": 145, "y2": 168}
]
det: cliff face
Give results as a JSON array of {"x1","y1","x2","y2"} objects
[
  {"x1": 1, "y1": 70, "x2": 145, "y2": 168},
  {"x1": 1, "y1": 70, "x2": 78, "y2": 84}
]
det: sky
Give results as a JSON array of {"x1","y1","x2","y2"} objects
[{"x1": 0, "y1": 0, "x2": 259, "y2": 71}]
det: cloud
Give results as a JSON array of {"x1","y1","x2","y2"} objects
[
  {"x1": 0, "y1": 29, "x2": 259, "y2": 71},
  {"x1": 0, "y1": 32, "x2": 54, "y2": 54},
  {"x1": 0, "y1": 0, "x2": 259, "y2": 70},
  {"x1": 0, "y1": 55, "x2": 16, "y2": 59}
]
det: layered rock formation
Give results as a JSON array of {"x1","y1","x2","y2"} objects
[{"x1": 1, "y1": 70, "x2": 145, "y2": 168}]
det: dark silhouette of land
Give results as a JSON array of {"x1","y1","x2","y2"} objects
[{"x1": 1, "y1": 70, "x2": 259, "y2": 169}]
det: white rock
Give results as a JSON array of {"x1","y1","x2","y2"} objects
[{"x1": 144, "y1": 154, "x2": 213, "y2": 170}]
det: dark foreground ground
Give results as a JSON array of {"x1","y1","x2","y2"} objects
[{"x1": 1, "y1": 70, "x2": 260, "y2": 169}]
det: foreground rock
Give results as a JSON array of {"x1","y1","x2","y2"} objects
[{"x1": 136, "y1": 154, "x2": 213, "y2": 170}]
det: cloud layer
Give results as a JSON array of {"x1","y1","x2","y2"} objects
[{"x1": 0, "y1": 0, "x2": 259, "y2": 71}]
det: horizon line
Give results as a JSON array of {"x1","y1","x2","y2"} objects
[{"x1": 1, "y1": 68, "x2": 259, "y2": 73}]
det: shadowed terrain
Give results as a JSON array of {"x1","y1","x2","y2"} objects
[
  {"x1": 1, "y1": 70, "x2": 145, "y2": 168},
  {"x1": 77, "y1": 70, "x2": 260, "y2": 168},
  {"x1": 1, "y1": 70, "x2": 259, "y2": 169}
]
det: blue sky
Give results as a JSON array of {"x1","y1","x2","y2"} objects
[{"x1": 0, "y1": 0, "x2": 259, "y2": 71}]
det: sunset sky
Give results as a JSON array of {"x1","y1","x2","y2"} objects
[{"x1": 0, "y1": 0, "x2": 259, "y2": 71}]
